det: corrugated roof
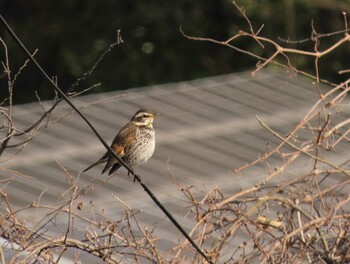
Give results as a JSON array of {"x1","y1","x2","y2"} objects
[{"x1": 2, "y1": 70, "x2": 350, "y2": 262}]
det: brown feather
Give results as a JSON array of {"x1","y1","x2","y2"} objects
[
  {"x1": 84, "y1": 109, "x2": 156, "y2": 175},
  {"x1": 99, "y1": 122, "x2": 137, "y2": 174}
]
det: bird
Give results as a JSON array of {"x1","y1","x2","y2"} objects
[{"x1": 83, "y1": 108, "x2": 158, "y2": 175}]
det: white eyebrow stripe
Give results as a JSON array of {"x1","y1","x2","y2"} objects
[{"x1": 136, "y1": 113, "x2": 152, "y2": 117}]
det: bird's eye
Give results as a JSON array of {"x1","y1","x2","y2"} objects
[{"x1": 142, "y1": 114, "x2": 148, "y2": 118}]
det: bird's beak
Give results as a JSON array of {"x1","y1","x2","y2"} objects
[{"x1": 152, "y1": 112, "x2": 160, "y2": 118}]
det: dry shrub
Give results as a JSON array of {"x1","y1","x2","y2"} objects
[{"x1": 1, "y1": 2, "x2": 350, "y2": 263}]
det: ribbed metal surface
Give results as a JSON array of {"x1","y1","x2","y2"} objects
[{"x1": 2, "y1": 70, "x2": 349, "y2": 262}]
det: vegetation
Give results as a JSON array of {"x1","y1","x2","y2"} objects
[
  {"x1": 1, "y1": 0, "x2": 350, "y2": 103},
  {"x1": 1, "y1": 1, "x2": 350, "y2": 263}
]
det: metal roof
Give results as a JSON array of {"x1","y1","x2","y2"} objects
[{"x1": 2, "y1": 70, "x2": 350, "y2": 262}]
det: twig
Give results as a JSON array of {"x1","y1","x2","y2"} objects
[
  {"x1": 256, "y1": 116, "x2": 350, "y2": 178},
  {"x1": 0, "y1": 15, "x2": 212, "y2": 264}
]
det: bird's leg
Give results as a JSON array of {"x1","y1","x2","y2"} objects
[{"x1": 128, "y1": 168, "x2": 137, "y2": 182}]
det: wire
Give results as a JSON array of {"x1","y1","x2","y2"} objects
[{"x1": 0, "y1": 15, "x2": 212, "y2": 264}]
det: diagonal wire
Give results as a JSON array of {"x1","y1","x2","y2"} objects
[{"x1": 0, "y1": 15, "x2": 212, "y2": 264}]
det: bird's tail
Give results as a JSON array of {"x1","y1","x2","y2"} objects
[
  {"x1": 108, "y1": 163, "x2": 122, "y2": 175},
  {"x1": 101, "y1": 158, "x2": 121, "y2": 175},
  {"x1": 83, "y1": 159, "x2": 105, "y2": 173}
]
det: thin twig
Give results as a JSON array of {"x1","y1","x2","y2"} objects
[
  {"x1": 0, "y1": 15, "x2": 212, "y2": 264},
  {"x1": 256, "y1": 116, "x2": 350, "y2": 177}
]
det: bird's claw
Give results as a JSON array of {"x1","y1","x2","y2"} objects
[{"x1": 128, "y1": 169, "x2": 137, "y2": 182}]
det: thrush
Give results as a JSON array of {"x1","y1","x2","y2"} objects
[{"x1": 84, "y1": 108, "x2": 158, "y2": 175}]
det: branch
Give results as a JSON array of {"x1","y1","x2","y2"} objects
[
  {"x1": 256, "y1": 116, "x2": 350, "y2": 178},
  {"x1": 0, "y1": 15, "x2": 212, "y2": 264}
]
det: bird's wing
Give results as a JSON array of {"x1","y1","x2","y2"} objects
[
  {"x1": 84, "y1": 122, "x2": 138, "y2": 174},
  {"x1": 101, "y1": 122, "x2": 137, "y2": 174},
  {"x1": 99, "y1": 122, "x2": 136, "y2": 161},
  {"x1": 110, "y1": 122, "x2": 137, "y2": 155}
]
